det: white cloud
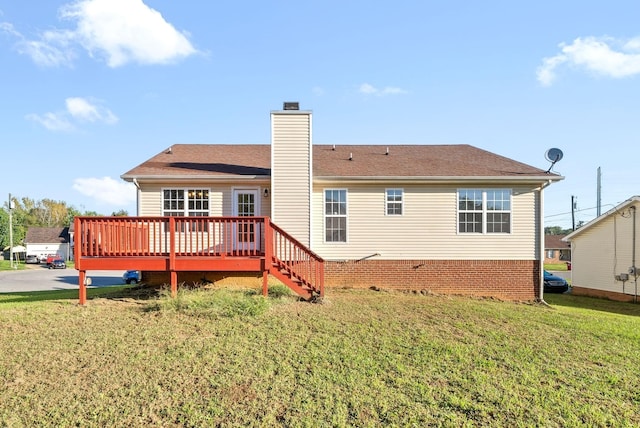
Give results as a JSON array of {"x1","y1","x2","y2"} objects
[
  {"x1": 66, "y1": 97, "x2": 118, "y2": 123},
  {"x1": 73, "y1": 176, "x2": 136, "y2": 206},
  {"x1": 25, "y1": 112, "x2": 74, "y2": 132},
  {"x1": 27, "y1": 97, "x2": 118, "y2": 131},
  {"x1": 537, "y1": 36, "x2": 640, "y2": 86},
  {"x1": 2, "y1": 21, "x2": 76, "y2": 67},
  {"x1": 359, "y1": 83, "x2": 408, "y2": 96},
  {"x1": 5, "y1": 0, "x2": 197, "y2": 67}
]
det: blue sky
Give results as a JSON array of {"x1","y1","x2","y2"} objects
[{"x1": 1, "y1": 1, "x2": 639, "y2": 229}]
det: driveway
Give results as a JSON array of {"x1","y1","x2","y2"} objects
[{"x1": 0, "y1": 265, "x2": 125, "y2": 293}]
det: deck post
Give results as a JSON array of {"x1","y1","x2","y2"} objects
[
  {"x1": 170, "y1": 271, "x2": 177, "y2": 298},
  {"x1": 263, "y1": 217, "x2": 272, "y2": 297},
  {"x1": 79, "y1": 270, "x2": 87, "y2": 305},
  {"x1": 262, "y1": 270, "x2": 268, "y2": 297},
  {"x1": 169, "y1": 216, "x2": 177, "y2": 298}
]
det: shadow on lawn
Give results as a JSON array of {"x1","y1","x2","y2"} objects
[{"x1": 545, "y1": 292, "x2": 640, "y2": 317}]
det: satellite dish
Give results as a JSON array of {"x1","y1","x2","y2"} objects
[
  {"x1": 545, "y1": 148, "x2": 563, "y2": 163},
  {"x1": 544, "y1": 148, "x2": 563, "y2": 173}
]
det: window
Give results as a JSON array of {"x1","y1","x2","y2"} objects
[
  {"x1": 162, "y1": 189, "x2": 210, "y2": 216},
  {"x1": 163, "y1": 189, "x2": 210, "y2": 231},
  {"x1": 325, "y1": 189, "x2": 347, "y2": 242},
  {"x1": 386, "y1": 189, "x2": 403, "y2": 215},
  {"x1": 458, "y1": 189, "x2": 511, "y2": 234}
]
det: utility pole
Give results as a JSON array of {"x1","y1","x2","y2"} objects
[
  {"x1": 571, "y1": 195, "x2": 576, "y2": 231},
  {"x1": 8, "y1": 193, "x2": 15, "y2": 269},
  {"x1": 597, "y1": 167, "x2": 601, "y2": 217}
]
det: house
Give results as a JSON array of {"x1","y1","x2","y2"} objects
[
  {"x1": 24, "y1": 227, "x2": 71, "y2": 262},
  {"x1": 563, "y1": 196, "x2": 640, "y2": 302},
  {"x1": 124, "y1": 103, "x2": 564, "y2": 298},
  {"x1": 544, "y1": 234, "x2": 571, "y2": 265},
  {"x1": 74, "y1": 103, "x2": 563, "y2": 303}
]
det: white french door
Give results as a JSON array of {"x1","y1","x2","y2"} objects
[{"x1": 232, "y1": 189, "x2": 260, "y2": 251}]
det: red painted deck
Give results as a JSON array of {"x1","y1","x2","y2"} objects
[{"x1": 74, "y1": 216, "x2": 324, "y2": 304}]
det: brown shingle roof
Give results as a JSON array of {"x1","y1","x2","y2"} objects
[
  {"x1": 121, "y1": 144, "x2": 558, "y2": 180},
  {"x1": 24, "y1": 227, "x2": 69, "y2": 244},
  {"x1": 545, "y1": 234, "x2": 570, "y2": 249}
]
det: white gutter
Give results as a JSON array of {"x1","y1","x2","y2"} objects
[
  {"x1": 313, "y1": 176, "x2": 564, "y2": 185},
  {"x1": 121, "y1": 175, "x2": 271, "y2": 182}
]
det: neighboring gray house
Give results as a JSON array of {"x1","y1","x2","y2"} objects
[
  {"x1": 24, "y1": 227, "x2": 71, "y2": 261},
  {"x1": 563, "y1": 196, "x2": 640, "y2": 302}
]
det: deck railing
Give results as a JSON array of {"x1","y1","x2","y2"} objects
[
  {"x1": 76, "y1": 216, "x2": 266, "y2": 258},
  {"x1": 268, "y1": 222, "x2": 324, "y2": 297},
  {"x1": 74, "y1": 215, "x2": 324, "y2": 301}
]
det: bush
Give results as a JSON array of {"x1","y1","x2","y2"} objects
[{"x1": 145, "y1": 287, "x2": 271, "y2": 318}]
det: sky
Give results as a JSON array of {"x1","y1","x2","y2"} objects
[{"x1": 1, "y1": 0, "x2": 639, "y2": 230}]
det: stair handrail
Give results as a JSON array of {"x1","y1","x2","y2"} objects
[{"x1": 267, "y1": 219, "x2": 324, "y2": 297}]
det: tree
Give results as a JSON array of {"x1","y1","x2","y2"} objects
[
  {"x1": 111, "y1": 209, "x2": 129, "y2": 216},
  {"x1": 0, "y1": 208, "x2": 9, "y2": 249},
  {"x1": 1, "y1": 195, "x2": 109, "y2": 246},
  {"x1": 544, "y1": 226, "x2": 573, "y2": 235},
  {"x1": 1, "y1": 196, "x2": 26, "y2": 248}
]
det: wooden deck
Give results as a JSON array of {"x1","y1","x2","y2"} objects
[{"x1": 74, "y1": 216, "x2": 324, "y2": 304}]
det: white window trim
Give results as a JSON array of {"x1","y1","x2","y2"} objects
[
  {"x1": 457, "y1": 188, "x2": 512, "y2": 234},
  {"x1": 231, "y1": 187, "x2": 261, "y2": 217},
  {"x1": 161, "y1": 187, "x2": 211, "y2": 217},
  {"x1": 323, "y1": 188, "x2": 348, "y2": 244},
  {"x1": 385, "y1": 188, "x2": 404, "y2": 216}
]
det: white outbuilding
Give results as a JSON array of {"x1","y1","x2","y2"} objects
[{"x1": 563, "y1": 196, "x2": 640, "y2": 302}]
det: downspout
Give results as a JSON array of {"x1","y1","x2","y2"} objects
[
  {"x1": 538, "y1": 180, "x2": 553, "y2": 306},
  {"x1": 132, "y1": 178, "x2": 141, "y2": 216},
  {"x1": 632, "y1": 206, "x2": 637, "y2": 303}
]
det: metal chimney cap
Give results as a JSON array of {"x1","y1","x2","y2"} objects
[{"x1": 283, "y1": 102, "x2": 299, "y2": 110}]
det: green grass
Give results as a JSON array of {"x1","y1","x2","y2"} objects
[
  {"x1": 0, "y1": 286, "x2": 639, "y2": 427},
  {"x1": 0, "y1": 260, "x2": 75, "y2": 271},
  {"x1": 544, "y1": 262, "x2": 570, "y2": 271},
  {"x1": 0, "y1": 259, "x2": 25, "y2": 271}
]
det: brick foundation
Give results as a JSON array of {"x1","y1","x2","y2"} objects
[
  {"x1": 141, "y1": 259, "x2": 540, "y2": 301},
  {"x1": 325, "y1": 259, "x2": 540, "y2": 301},
  {"x1": 571, "y1": 286, "x2": 638, "y2": 303}
]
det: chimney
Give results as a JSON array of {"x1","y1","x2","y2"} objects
[{"x1": 271, "y1": 103, "x2": 312, "y2": 246}]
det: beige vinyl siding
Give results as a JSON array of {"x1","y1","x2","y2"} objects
[
  {"x1": 271, "y1": 112, "x2": 311, "y2": 246},
  {"x1": 311, "y1": 184, "x2": 540, "y2": 260},
  {"x1": 137, "y1": 182, "x2": 270, "y2": 217},
  {"x1": 570, "y1": 205, "x2": 638, "y2": 294}
]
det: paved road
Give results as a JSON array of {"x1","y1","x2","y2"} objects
[
  {"x1": 548, "y1": 270, "x2": 571, "y2": 281},
  {"x1": 0, "y1": 265, "x2": 125, "y2": 293}
]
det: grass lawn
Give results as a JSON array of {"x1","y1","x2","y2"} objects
[
  {"x1": 0, "y1": 286, "x2": 639, "y2": 427},
  {"x1": 0, "y1": 259, "x2": 25, "y2": 271},
  {"x1": 544, "y1": 262, "x2": 570, "y2": 271}
]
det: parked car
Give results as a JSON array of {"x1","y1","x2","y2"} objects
[
  {"x1": 544, "y1": 270, "x2": 569, "y2": 293},
  {"x1": 25, "y1": 255, "x2": 39, "y2": 264},
  {"x1": 49, "y1": 259, "x2": 66, "y2": 269},
  {"x1": 45, "y1": 254, "x2": 61, "y2": 266},
  {"x1": 123, "y1": 270, "x2": 140, "y2": 284}
]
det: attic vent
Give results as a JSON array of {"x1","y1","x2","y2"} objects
[{"x1": 283, "y1": 102, "x2": 299, "y2": 110}]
